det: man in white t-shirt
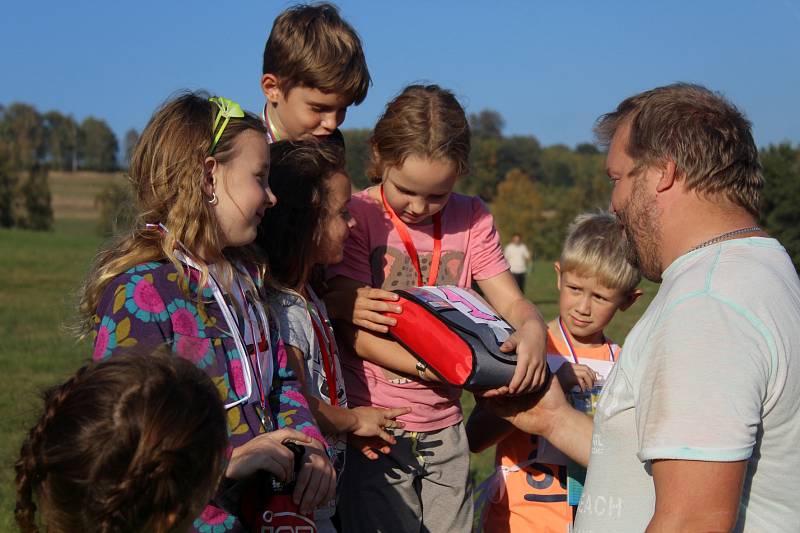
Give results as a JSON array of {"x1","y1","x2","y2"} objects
[
  {"x1": 503, "y1": 233, "x2": 532, "y2": 291},
  {"x1": 487, "y1": 83, "x2": 800, "y2": 532}
]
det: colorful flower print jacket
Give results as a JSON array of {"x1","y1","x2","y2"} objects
[{"x1": 92, "y1": 261, "x2": 325, "y2": 533}]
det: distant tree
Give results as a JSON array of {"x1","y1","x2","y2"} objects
[
  {"x1": 342, "y1": 128, "x2": 371, "y2": 190},
  {"x1": 123, "y1": 128, "x2": 139, "y2": 168},
  {"x1": 79, "y1": 117, "x2": 118, "y2": 171},
  {"x1": 96, "y1": 177, "x2": 137, "y2": 236},
  {"x1": 539, "y1": 144, "x2": 576, "y2": 186},
  {"x1": 0, "y1": 103, "x2": 45, "y2": 170},
  {"x1": 497, "y1": 135, "x2": 542, "y2": 182},
  {"x1": 19, "y1": 163, "x2": 53, "y2": 231},
  {"x1": 760, "y1": 143, "x2": 800, "y2": 269},
  {"x1": 492, "y1": 168, "x2": 543, "y2": 246},
  {"x1": 461, "y1": 136, "x2": 502, "y2": 200},
  {"x1": 469, "y1": 109, "x2": 505, "y2": 139},
  {"x1": 0, "y1": 147, "x2": 15, "y2": 227},
  {"x1": 576, "y1": 142, "x2": 600, "y2": 155},
  {"x1": 44, "y1": 111, "x2": 79, "y2": 171}
]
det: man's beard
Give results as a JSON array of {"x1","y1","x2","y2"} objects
[{"x1": 615, "y1": 177, "x2": 663, "y2": 283}]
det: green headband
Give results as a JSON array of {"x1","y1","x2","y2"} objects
[{"x1": 209, "y1": 96, "x2": 245, "y2": 154}]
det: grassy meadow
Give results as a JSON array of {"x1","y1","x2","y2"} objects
[{"x1": 0, "y1": 171, "x2": 657, "y2": 529}]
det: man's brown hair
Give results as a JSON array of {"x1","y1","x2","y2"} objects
[
  {"x1": 263, "y1": 3, "x2": 370, "y2": 105},
  {"x1": 594, "y1": 83, "x2": 763, "y2": 217}
]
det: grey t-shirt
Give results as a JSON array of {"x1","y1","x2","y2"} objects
[
  {"x1": 269, "y1": 288, "x2": 348, "y2": 521},
  {"x1": 575, "y1": 238, "x2": 800, "y2": 532}
]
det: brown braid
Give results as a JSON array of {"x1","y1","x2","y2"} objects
[
  {"x1": 15, "y1": 365, "x2": 90, "y2": 532},
  {"x1": 14, "y1": 352, "x2": 228, "y2": 532}
]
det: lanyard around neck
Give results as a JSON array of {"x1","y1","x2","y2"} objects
[
  {"x1": 379, "y1": 184, "x2": 442, "y2": 286},
  {"x1": 305, "y1": 285, "x2": 339, "y2": 407},
  {"x1": 145, "y1": 223, "x2": 272, "y2": 411},
  {"x1": 557, "y1": 316, "x2": 615, "y2": 365},
  {"x1": 262, "y1": 103, "x2": 281, "y2": 143}
]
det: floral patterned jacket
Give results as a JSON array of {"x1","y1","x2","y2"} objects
[{"x1": 92, "y1": 261, "x2": 324, "y2": 532}]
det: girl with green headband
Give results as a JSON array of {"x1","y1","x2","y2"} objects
[{"x1": 78, "y1": 91, "x2": 335, "y2": 532}]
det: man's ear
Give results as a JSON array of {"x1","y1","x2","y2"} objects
[
  {"x1": 655, "y1": 159, "x2": 678, "y2": 193},
  {"x1": 203, "y1": 157, "x2": 218, "y2": 198},
  {"x1": 553, "y1": 261, "x2": 562, "y2": 290},
  {"x1": 619, "y1": 288, "x2": 644, "y2": 311},
  {"x1": 260, "y1": 73, "x2": 283, "y2": 104}
]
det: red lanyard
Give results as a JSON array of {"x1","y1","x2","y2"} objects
[
  {"x1": 380, "y1": 184, "x2": 442, "y2": 286},
  {"x1": 557, "y1": 317, "x2": 615, "y2": 364},
  {"x1": 307, "y1": 287, "x2": 339, "y2": 407}
]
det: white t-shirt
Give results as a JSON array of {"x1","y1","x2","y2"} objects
[
  {"x1": 574, "y1": 237, "x2": 800, "y2": 532},
  {"x1": 504, "y1": 242, "x2": 531, "y2": 274}
]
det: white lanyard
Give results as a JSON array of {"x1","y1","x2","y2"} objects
[
  {"x1": 557, "y1": 318, "x2": 615, "y2": 364},
  {"x1": 147, "y1": 223, "x2": 272, "y2": 410}
]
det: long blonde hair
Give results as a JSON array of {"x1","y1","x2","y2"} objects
[{"x1": 78, "y1": 92, "x2": 267, "y2": 337}]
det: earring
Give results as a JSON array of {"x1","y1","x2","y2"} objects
[{"x1": 207, "y1": 192, "x2": 218, "y2": 205}]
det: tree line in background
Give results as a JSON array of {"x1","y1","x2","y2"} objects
[
  {"x1": 1, "y1": 101, "x2": 798, "y2": 271},
  {"x1": 0, "y1": 101, "x2": 140, "y2": 231},
  {"x1": 345, "y1": 110, "x2": 800, "y2": 268}
]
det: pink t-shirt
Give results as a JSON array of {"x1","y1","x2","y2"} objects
[{"x1": 328, "y1": 187, "x2": 509, "y2": 431}]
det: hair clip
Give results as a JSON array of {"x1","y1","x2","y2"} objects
[{"x1": 209, "y1": 97, "x2": 245, "y2": 154}]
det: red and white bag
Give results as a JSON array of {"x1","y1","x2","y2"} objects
[{"x1": 385, "y1": 286, "x2": 519, "y2": 391}]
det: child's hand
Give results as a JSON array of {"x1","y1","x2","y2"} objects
[
  {"x1": 351, "y1": 406, "x2": 411, "y2": 443},
  {"x1": 556, "y1": 363, "x2": 598, "y2": 392},
  {"x1": 224, "y1": 428, "x2": 312, "y2": 482},
  {"x1": 349, "y1": 434, "x2": 393, "y2": 460},
  {"x1": 352, "y1": 287, "x2": 402, "y2": 333},
  {"x1": 494, "y1": 321, "x2": 548, "y2": 395},
  {"x1": 293, "y1": 439, "x2": 337, "y2": 515},
  {"x1": 326, "y1": 285, "x2": 401, "y2": 333}
]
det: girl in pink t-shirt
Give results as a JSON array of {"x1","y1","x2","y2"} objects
[{"x1": 326, "y1": 85, "x2": 549, "y2": 533}]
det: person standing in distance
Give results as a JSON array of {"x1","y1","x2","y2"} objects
[{"x1": 504, "y1": 233, "x2": 532, "y2": 292}]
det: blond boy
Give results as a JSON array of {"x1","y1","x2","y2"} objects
[
  {"x1": 467, "y1": 212, "x2": 641, "y2": 532},
  {"x1": 260, "y1": 2, "x2": 370, "y2": 143}
]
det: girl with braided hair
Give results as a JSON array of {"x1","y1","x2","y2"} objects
[{"x1": 15, "y1": 353, "x2": 228, "y2": 532}]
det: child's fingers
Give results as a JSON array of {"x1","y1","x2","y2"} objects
[
  {"x1": 269, "y1": 428, "x2": 313, "y2": 445},
  {"x1": 353, "y1": 317, "x2": 390, "y2": 333},
  {"x1": 507, "y1": 354, "x2": 528, "y2": 393},
  {"x1": 261, "y1": 448, "x2": 294, "y2": 482},
  {"x1": 357, "y1": 309, "x2": 398, "y2": 325},
  {"x1": 356, "y1": 296, "x2": 402, "y2": 314},
  {"x1": 363, "y1": 287, "x2": 399, "y2": 301},
  {"x1": 516, "y1": 358, "x2": 538, "y2": 394},
  {"x1": 478, "y1": 385, "x2": 510, "y2": 398},
  {"x1": 376, "y1": 428, "x2": 395, "y2": 444},
  {"x1": 383, "y1": 406, "x2": 412, "y2": 419}
]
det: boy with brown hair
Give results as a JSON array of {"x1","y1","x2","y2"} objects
[{"x1": 260, "y1": 2, "x2": 371, "y2": 143}]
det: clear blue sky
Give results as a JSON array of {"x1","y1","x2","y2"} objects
[{"x1": 2, "y1": 0, "x2": 798, "y2": 149}]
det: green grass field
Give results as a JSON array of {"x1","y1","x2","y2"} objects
[{"x1": 0, "y1": 174, "x2": 657, "y2": 528}]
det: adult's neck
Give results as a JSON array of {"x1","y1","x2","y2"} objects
[{"x1": 658, "y1": 196, "x2": 762, "y2": 273}]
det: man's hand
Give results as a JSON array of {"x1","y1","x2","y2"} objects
[{"x1": 484, "y1": 375, "x2": 569, "y2": 437}]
